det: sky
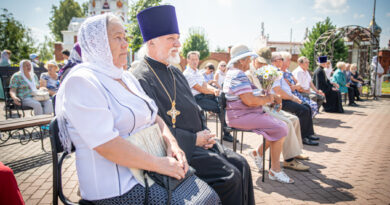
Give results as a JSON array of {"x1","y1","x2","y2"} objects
[{"x1": 1, "y1": 0, "x2": 390, "y2": 51}]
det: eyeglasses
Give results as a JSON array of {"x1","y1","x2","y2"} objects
[{"x1": 220, "y1": 65, "x2": 226, "y2": 67}]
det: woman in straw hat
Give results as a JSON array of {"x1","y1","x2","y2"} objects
[
  {"x1": 223, "y1": 44, "x2": 293, "y2": 184},
  {"x1": 40, "y1": 60, "x2": 59, "y2": 97}
]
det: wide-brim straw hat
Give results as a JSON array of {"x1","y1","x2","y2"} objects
[
  {"x1": 227, "y1": 44, "x2": 258, "y2": 68},
  {"x1": 44, "y1": 60, "x2": 59, "y2": 71}
]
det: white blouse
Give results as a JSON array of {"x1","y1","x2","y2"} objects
[
  {"x1": 183, "y1": 66, "x2": 206, "y2": 96},
  {"x1": 62, "y1": 69, "x2": 157, "y2": 200},
  {"x1": 216, "y1": 70, "x2": 226, "y2": 87}
]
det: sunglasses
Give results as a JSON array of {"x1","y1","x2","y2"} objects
[{"x1": 220, "y1": 65, "x2": 226, "y2": 67}]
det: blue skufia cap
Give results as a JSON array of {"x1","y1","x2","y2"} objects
[
  {"x1": 137, "y1": 5, "x2": 179, "y2": 42},
  {"x1": 318, "y1": 56, "x2": 327, "y2": 63},
  {"x1": 29, "y1": 53, "x2": 38, "y2": 60}
]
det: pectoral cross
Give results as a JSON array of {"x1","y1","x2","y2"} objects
[{"x1": 167, "y1": 101, "x2": 180, "y2": 128}]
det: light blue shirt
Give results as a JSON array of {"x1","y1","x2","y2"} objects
[{"x1": 272, "y1": 77, "x2": 293, "y2": 96}]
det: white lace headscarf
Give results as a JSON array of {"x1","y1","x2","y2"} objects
[
  {"x1": 19, "y1": 60, "x2": 37, "y2": 92},
  {"x1": 56, "y1": 13, "x2": 125, "y2": 152}
]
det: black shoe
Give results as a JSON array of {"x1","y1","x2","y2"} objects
[
  {"x1": 348, "y1": 102, "x2": 359, "y2": 107},
  {"x1": 223, "y1": 133, "x2": 234, "y2": 142},
  {"x1": 307, "y1": 135, "x2": 319, "y2": 140},
  {"x1": 303, "y1": 137, "x2": 319, "y2": 146},
  {"x1": 356, "y1": 98, "x2": 365, "y2": 102}
]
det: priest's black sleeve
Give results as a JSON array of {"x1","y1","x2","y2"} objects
[{"x1": 315, "y1": 68, "x2": 332, "y2": 93}]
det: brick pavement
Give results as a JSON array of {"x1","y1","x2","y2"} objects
[{"x1": 0, "y1": 98, "x2": 390, "y2": 205}]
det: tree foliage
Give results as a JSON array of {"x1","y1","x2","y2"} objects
[
  {"x1": 127, "y1": 0, "x2": 162, "y2": 52},
  {"x1": 181, "y1": 27, "x2": 210, "y2": 60},
  {"x1": 215, "y1": 46, "x2": 226, "y2": 53},
  {"x1": 0, "y1": 8, "x2": 36, "y2": 63},
  {"x1": 37, "y1": 36, "x2": 55, "y2": 62},
  {"x1": 48, "y1": 0, "x2": 84, "y2": 41},
  {"x1": 300, "y1": 17, "x2": 348, "y2": 71},
  {"x1": 82, "y1": 2, "x2": 89, "y2": 16}
]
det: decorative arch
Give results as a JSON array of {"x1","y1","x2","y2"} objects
[{"x1": 314, "y1": 25, "x2": 379, "y2": 75}]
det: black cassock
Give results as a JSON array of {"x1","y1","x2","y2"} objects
[
  {"x1": 132, "y1": 57, "x2": 255, "y2": 205},
  {"x1": 313, "y1": 66, "x2": 344, "y2": 113}
]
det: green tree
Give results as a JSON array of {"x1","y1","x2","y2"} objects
[
  {"x1": 48, "y1": 0, "x2": 84, "y2": 41},
  {"x1": 127, "y1": 0, "x2": 162, "y2": 52},
  {"x1": 82, "y1": 2, "x2": 89, "y2": 16},
  {"x1": 300, "y1": 17, "x2": 348, "y2": 71},
  {"x1": 37, "y1": 36, "x2": 55, "y2": 62},
  {"x1": 181, "y1": 27, "x2": 210, "y2": 60},
  {"x1": 215, "y1": 46, "x2": 226, "y2": 53},
  {"x1": 0, "y1": 8, "x2": 36, "y2": 63}
]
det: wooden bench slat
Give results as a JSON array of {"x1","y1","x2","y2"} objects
[{"x1": 0, "y1": 115, "x2": 53, "y2": 132}]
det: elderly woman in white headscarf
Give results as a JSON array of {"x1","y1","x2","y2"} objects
[
  {"x1": 9, "y1": 60, "x2": 53, "y2": 115},
  {"x1": 56, "y1": 13, "x2": 219, "y2": 204},
  {"x1": 0, "y1": 50, "x2": 11, "y2": 66},
  {"x1": 371, "y1": 56, "x2": 384, "y2": 97}
]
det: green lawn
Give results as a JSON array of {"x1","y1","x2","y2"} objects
[
  {"x1": 362, "y1": 81, "x2": 390, "y2": 94},
  {"x1": 383, "y1": 81, "x2": 390, "y2": 94}
]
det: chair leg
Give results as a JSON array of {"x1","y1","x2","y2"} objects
[
  {"x1": 269, "y1": 148, "x2": 271, "y2": 170},
  {"x1": 220, "y1": 127, "x2": 224, "y2": 146},
  {"x1": 262, "y1": 136, "x2": 266, "y2": 182},
  {"x1": 215, "y1": 116, "x2": 218, "y2": 141},
  {"x1": 240, "y1": 132, "x2": 244, "y2": 153},
  {"x1": 232, "y1": 130, "x2": 237, "y2": 152}
]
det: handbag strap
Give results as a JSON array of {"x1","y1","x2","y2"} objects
[
  {"x1": 143, "y1": 171, "x2": 172, "y2": 205},
  {"x1": 143, "y1": 172, "x2": 149, "y2": 205}
]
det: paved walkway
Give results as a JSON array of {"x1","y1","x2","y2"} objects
[{"x1": 0, "y1": 98, "x2": 390, "y2": 205}]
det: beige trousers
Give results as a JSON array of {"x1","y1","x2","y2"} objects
[{"x1": 263, "y1": 107, "x2": 303, "y2": 160}]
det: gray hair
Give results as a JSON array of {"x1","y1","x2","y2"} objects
[
  {"x1": 336, "y1": 61, "x2": 345, "y2": 69},
  {"x1": 279, "y1": 51, "x2": 291, "y2": 61},
  {"x1": 271, "y1": 52, "x2": 282, "y2": 62},
  {"x1": 137, "y1": 43, "x2": 148, "y2": 60},
  {"x1": 298, "y1": 56, "x2": 308, "y2": 64},
  {"x1": 106, "y1": 13, "x2": 122, "y2": 28},
  {"x1": 186, "y1": 51, "x2": 200, "y2": 59}
]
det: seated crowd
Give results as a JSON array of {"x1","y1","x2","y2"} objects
[{"x1": 1, "y1": 5, "x2": 374, "y2": 205}]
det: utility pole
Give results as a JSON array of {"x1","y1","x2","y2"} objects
[
  {"x1": 371, "y1": 0, "x2": 379, "y2": 99},
  {"x1": 289, "y1": 28, "x2": 293, "y2": 54}
]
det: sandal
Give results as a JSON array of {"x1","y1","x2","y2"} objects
[
  {"x1": 268, "y1": 169, "x2": 294, "y2": 184},
  {"x1": 248, "y1": 149, "x2": 263, "y2": 171}
]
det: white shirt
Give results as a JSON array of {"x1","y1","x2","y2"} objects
[
  {"x1": 62, "y1": 69, "x2": 157, "y2": 200},
  {"x1": 183, "y1": 66, "x2": 206, "y2": 96},
  {"x1": 216, "y1": 70, "x2": 226, "y2": 87},
  {"x1": 324, "y1": 67, "x2": 333, "y2": 80},
  {"x1": 292, "y1": 66, "x2": 312, "y2": 90}
]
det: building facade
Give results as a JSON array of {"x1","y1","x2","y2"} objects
[{"x1": 58, "y1": 0, "x2": 128, "y2": 60}]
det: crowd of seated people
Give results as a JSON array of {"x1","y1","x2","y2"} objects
[
  {"x1": 5, "y1": 41, "x2": 83, "y2": 117},
  {"x1": 3, "y1": 6, "x2": 379, "y2": 205}
]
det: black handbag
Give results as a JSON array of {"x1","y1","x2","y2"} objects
[{"x1": 143, "y1": 166, "x2": 196, "y2": 205}]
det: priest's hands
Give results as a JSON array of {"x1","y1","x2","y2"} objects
[{"x1": 196, "y1": 129, "x2": 216, "y2": 149}]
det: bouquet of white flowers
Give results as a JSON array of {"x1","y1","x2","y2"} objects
[{"x1": 254, "y1": 65, "x2": 283, "y2": 94}]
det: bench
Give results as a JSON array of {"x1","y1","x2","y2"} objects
[{"x1": 0, "y1": 115, "x2": 53, "y2": 151}]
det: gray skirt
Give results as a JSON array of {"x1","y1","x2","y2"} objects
[{"x1": 92, "y1": 175, "x2": 220, "y2": 205}]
